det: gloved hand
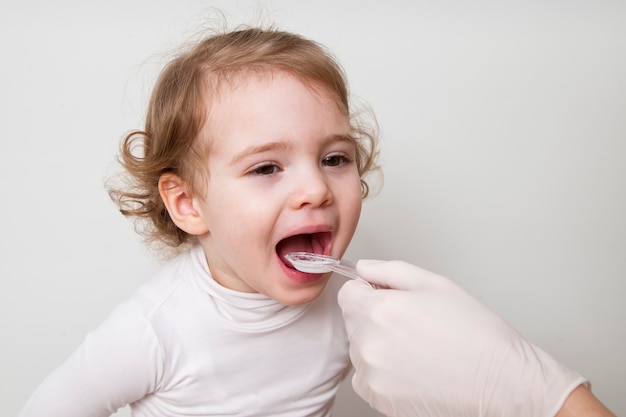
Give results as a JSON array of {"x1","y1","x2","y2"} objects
[{"x1": 338, "y1": 259, "x2": 587, "y2": 417}]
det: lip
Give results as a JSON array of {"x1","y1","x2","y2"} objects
[
  {"x1": 275, "y1": 224, "x2": 333, "y2": 283},
  {"x1": 278, "y1": 259, "x2": 328, "y2": 284}
]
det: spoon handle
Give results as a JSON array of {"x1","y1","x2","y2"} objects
[{"x1": 328, "y1": 263, "x2": 360, "y2": 280}]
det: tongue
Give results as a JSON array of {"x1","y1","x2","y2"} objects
[
  {"x1": 277, "y1": 234, "x2": 320, "y2": 267},
  {"x1": 277, "y1": 234, "x2": 313, "y2": 257}
]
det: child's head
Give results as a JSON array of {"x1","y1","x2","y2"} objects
[{"x1": 109, "y1": 26, "x2": 379, "y2": 304}]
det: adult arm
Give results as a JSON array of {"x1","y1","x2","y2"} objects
[{"x1": 556, "y1": 385, "x2": 615, "y2": 417}]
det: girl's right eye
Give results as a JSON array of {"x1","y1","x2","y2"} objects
[{"x1": 248, "y1": 163, "x2": 281, "y2": 176}]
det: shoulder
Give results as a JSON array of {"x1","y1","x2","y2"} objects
[
  {"x1": 108, "y1": 244, "x2": 213, "y2": 355},
  {"x1": 88, "y1": 245, "x2": 203, "y2": 358},
  {"x1": 122, "y1": 245, "x2": 201, "y2": 318}
]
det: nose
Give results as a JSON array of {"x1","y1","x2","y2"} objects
[{"x1": 288, "y1": 166, "x2": 333, "y2": 209}]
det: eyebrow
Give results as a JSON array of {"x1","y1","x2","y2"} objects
[
  {"x1": 229, "y1": 141, "x2": 295, "y2": 166},
  {"x1": 229, "y1": 134, "x2": 355, "y2": 166}
]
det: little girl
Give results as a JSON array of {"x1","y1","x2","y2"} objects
[{"x1": 19, "y1": 27, "x2": 379, "y2": 416}]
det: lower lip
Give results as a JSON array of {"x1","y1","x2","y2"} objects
[{"x1": 278, "y1": 256, "x2": 327, "y2": 284}]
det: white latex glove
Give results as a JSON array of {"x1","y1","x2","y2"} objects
[{"x1": 338, "y1": 260, "x2": 587, "y2": 417}]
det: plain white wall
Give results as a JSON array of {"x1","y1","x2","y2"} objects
[{"x1": 1, "y1": 1, "x2": 624, "y2": 416}]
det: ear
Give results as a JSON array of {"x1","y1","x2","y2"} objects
[{"x1": 158, "y1": 173, "x2": 209, "y2": 236}]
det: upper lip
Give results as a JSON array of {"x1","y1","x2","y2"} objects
[{"x1": 282, "y1": 223, "x2": 334, "y2": 241}]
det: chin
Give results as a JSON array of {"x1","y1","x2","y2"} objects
[{"x1": 276, "y1": 281, "x2": 329, "y2": 306}]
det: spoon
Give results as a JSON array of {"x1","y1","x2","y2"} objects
[{"x1": 285, "y1": 252, "x2": 360, "y2": 280}]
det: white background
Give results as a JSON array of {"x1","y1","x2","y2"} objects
[{"x1": 1, "y1": 1, "x2": 624, "y2": 415}]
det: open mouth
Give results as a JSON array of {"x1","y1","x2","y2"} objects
[{"x1": 276, "y1": 232, "x2": 331, "y2": 270}]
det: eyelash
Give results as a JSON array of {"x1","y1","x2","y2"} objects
[{"x1": 247, "y1": 153, "x2": 352, "y2": 177}]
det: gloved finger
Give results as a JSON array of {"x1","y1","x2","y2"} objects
[
  {"x1": 338, "y1": 278, "x2": 388, "y2": 341},
  {"x1": 337, "y1": 278, "x2": 375, "y2": 311},
  {"x1": 356, "y1": 259, "x2": 437, "y2": 290}
]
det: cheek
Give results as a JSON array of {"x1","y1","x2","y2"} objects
[
  {"x1": 221, "y1": 207, "x2": 269, "y2": 238},
  {"x1": 220, "y1": 199, "x2": 277, "y2": 243},
  {"x1": 341, "y1": 178, "x2": 364, "y2": 222},
  {"x1": 348, "y1": 195, "x2": 363, "y2": 225}
]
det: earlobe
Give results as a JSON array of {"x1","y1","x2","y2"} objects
[{"x1": 158, "y1": 173, "x2": 209, "y2": 236}]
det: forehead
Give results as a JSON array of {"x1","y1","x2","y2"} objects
[
  {"x1": 210, "y1": 67, "x2": 347, "y2": 109},
  {"x1": 199, "y1": 70, "x2": 351, "y2": 151}
]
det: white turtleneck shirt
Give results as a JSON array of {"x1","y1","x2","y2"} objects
[{"x1": 19, "y1": 243, "x2": 351, "y2": 417}]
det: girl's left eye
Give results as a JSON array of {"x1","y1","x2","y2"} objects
[{"x1": 322, "y1": 154, "x2": 350, "y2": 167}]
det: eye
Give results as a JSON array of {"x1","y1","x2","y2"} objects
[
  {"x1": 322, "y1": 154, "x2": 351, "y2": 167},
  {"x1": 248, "y1": 163, "x2": 281, "y2": 176}
]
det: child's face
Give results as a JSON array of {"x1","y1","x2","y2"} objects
[{"x1": 194, "y1": 70, "x2": 362, "y2": 306}]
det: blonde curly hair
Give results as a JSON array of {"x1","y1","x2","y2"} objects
[{"x1": 108, "y1": 27, "x2": 380, "y2": 251}]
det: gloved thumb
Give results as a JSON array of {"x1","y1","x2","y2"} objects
[{"x1": 355, "y1": 259, "x2": 434, "y2": 291}]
